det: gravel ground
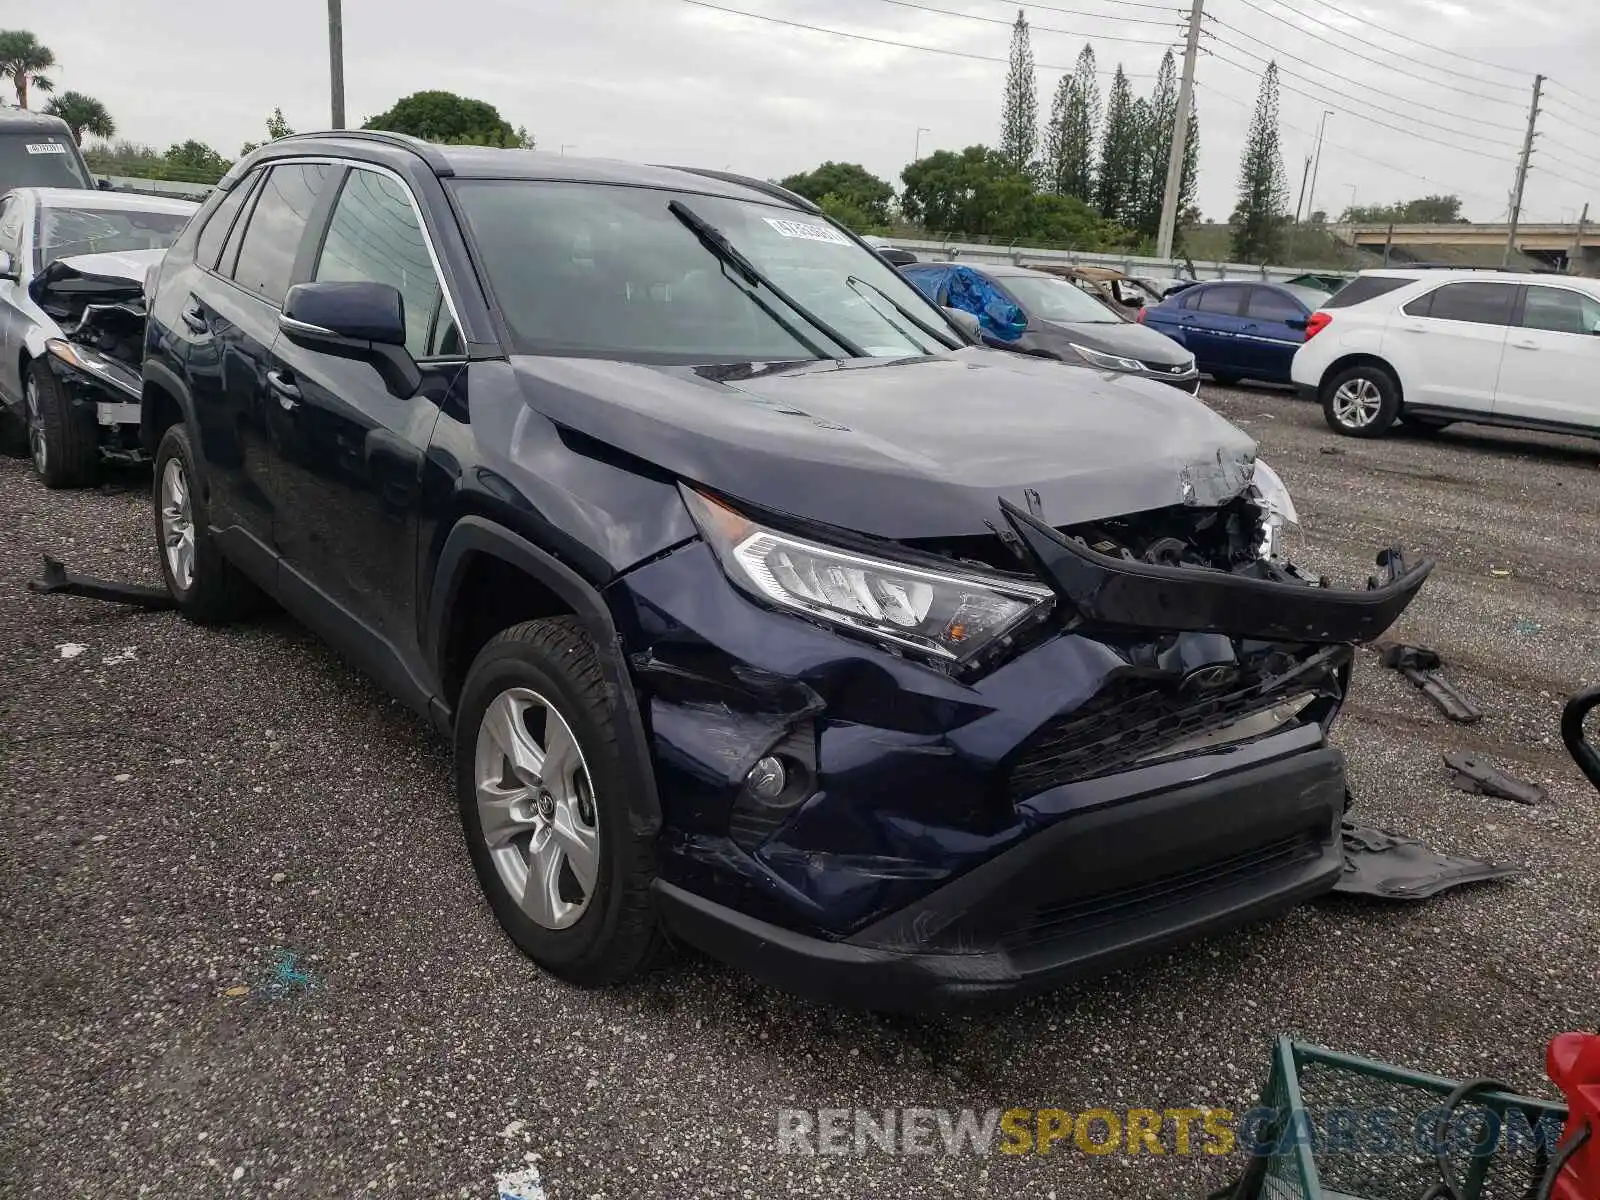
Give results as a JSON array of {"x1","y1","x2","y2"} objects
[{"x1": 2, "y1": 387, "x2": 1598, "y2": 1199}]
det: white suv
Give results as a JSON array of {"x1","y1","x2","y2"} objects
[{"x1": 1290, "y1": 268, "x2": 1600, "y2": 439}]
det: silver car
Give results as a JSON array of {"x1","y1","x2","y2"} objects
[{"x1": 0, "y1": 187, "x2": 198, "y2": 484}]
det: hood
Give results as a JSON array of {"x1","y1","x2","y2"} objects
[
  {"x1": 1034, "y1": 318, "x2": 1192, "y2": 366},
  {"x1": 29, "y1": 248, "x2": 164, "y2": 321},
  {"x1": 508, "y1": 349, "x2": 1257, "y2": 540}
]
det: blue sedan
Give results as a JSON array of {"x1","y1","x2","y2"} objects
[{"x1": 1139, "y1": 280, "x2": 1330, "y2": 386}]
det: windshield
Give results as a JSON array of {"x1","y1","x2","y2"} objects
[
  {"x1": 997, "y1": 274, "x2": 1122, "y2": 324},
  {"x1": 451, "y1": 180, "x2": 958, "y2": 362},
  {"x1": 39, "y1": 205, "x2": 193, "y2": 269},
  {"x1": 0, "y1": 132, "x2": 93, "y2": 190},
  {"x1": 1282, "y1": 283, "x2": 1331, "y2": 309}
]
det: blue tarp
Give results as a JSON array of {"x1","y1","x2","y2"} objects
[{"x1": 944, "y1": 266, "x2": 1026, "y2": 342}]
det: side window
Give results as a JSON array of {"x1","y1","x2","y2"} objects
[
  {"x1": 194, "y1": 173, "x2": 258, "y2": 271},
  {"x1": 1197, "y1": 285, "x2": 1246, "y2": 315},
  {"x1": 314, "y1": 168, "x2": 449, "y2": 358},
  {"x1": 230, "y1": 163, "x2": 331, "y2": 305},
  {"x1": 0, "y1": 196, "x2": 21, "y2": 257},
  {"x1": 1245, "y1": 287, "x2": 1303, "y2": 322},
  {"x1": 1521, "y1": 286, "x2": 1600, "y2": 336},
  {"x1": 1410, "y1": 282, "x2": 1515, "y2": 326},
  {"x1": 1324, "y1": 276, "x2": 1411, "y2": 309}
]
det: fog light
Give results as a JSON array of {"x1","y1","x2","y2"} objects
[{"x1": 746, "y1": 756, "x2": 787, "y2": 801}]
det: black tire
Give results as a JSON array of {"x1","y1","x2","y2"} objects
[
  {"x1": 26, "y1": 358, "x2": 100, "y2": 488},
  {"x1": 455, "y1": 617, "x2": 664, "y2": 987},
  {"x1": 151, "y1": 423, "x2": 262, "y2": 624},
  {"x1": 1321, "y1": 363, "x2": 1400, "y2": 438},
  {"x1": 1209, "y1": 372, "x2": 1241, "y2": 387}
]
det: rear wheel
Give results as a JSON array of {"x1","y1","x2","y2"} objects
[
  {"x1": 1322, "y1": 364, "x2": 1400, "y2": 438},
  {"x1": 1209, "y1": 372, "x2": 1240, "y2": 387},
  {"x1": 26, "y1": 359, "x2": 100, "y2": 488}
]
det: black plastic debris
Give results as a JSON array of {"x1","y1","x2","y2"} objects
[
  {"x1": 27, "y1": 555, "x2": 176, "y2": 611},
  {"x1": 1381, "y1": 642, "x2": 1483, "y2": 724},
  {"x1": 1445, "y1": 752, "x2": 1545, "y2": 806},
  {"x1": 1333, "y1": 821, "x2": 1520, "y2": 901}
]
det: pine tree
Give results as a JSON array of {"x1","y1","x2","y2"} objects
[
  {"x1": 1045, "y1": 44, "x2": 1100, "y2": 201},
  {"x1": 1136, "y1": 50, "x2": 1178, "y2": 240},
  {"x1": 1042, "y1": 74, "x2": 1072, "y2": 194},
  {"x1": 1230, "y1": 62, "x2": 1288, "y2": 262},
  {"x1": 999, "y1": 10, "x2": 1038, "y2": 175},
  {"x1": 1096, "y1": 66, "x2": 1141, "y2": 223}
]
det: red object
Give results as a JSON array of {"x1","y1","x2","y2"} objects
[
  {"x1": 1304, "y1": 311, "x2": 1333, "y2": 340},
  {"x1": 1134, "y1": 307, "x2": 1146, "y2": 323},
  {"x1": 1546, "y1": 1032, "x2": 1600, "y2": 1200}
]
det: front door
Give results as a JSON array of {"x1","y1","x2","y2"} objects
[
  {"x1": 1384, "y1": 280, "x2": 1515, "y2": 414},
  {"x1": 1493, "y1": 283, "x2": 1600, "y2": 428}
]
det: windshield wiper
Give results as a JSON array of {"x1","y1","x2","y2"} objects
[
  {"x1": 845, "y1": 275, "x2": 962, "y2": 351},
  {"x1": 667, "y1": 200, "x2": 867, "y2": 359}
]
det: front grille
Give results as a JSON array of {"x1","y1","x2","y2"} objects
[
  {"x1": 992, "y1": 831, "x2": 1323, "y2": 950},
  {"x1": 1007, "y1": 646, "x2": 1346, "y2": 800}
]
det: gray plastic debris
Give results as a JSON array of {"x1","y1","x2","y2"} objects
[
  {"x1": 1333, "y1": 822, "x2": 1520, "y2": 901},
  {"x1": 1445, "y1": 752, "x2": 1545, "y2": 806}
]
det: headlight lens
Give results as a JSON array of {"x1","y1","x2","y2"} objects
[
  {"x1": 683, "y1": 488, "x2": 1054, "y2": 666},
  {"x1": 1251, "y1": 459, "x2": 1299, "y2": 559},
  {"x1": 1068, "y1": 342, "x2": 1146, "y2": 373}
]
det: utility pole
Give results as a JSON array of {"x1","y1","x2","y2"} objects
[
  {"x1": 1288, "y1": 155, "x2": 1311, "y2": 260},
  {"x1": 1156, "y1": 0, "x2": 1204, "y2": 262},
  {"x1": 914, "y1": 127, "x2": 931, "y2": 161},
  {"x1": 1306, "y1": 110, "x2": 1332, "y2": 220},
  {"x1": 328, "y1": 0, "x2": 346, "y2": 129},
  {"x1": 1571, "y1": 202, "x2": 1589, "y2": 274},
  {"x1": 1503, "y1": 73, "x2": 1544, "y2": 268}
]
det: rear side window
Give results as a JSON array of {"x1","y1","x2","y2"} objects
[
  {"x1": 194, "y1": 174, "x2": 258, "y2": 271},
  {"x1": 229, "y1": 163, "x2": 331, "y2": 304},
  {"x1": 1245, "y1": 287, "x2": 1302, "y2": 321},
  {"x1": 1196, "y1": 285, "x2": 1246, "y2": 315},
  {"x1": 0, "y1": 132, "x2": 92, "y2": 189},
  {"x1": 1403, "y1": 281, "x2": 1515, "y2": 326},
  {"x1": 1324, "y1": 276, "x2": 1411, "y2": 309},
  {"x1": 1521, "y1": 285, "x2": 1600, "y2": 335}
]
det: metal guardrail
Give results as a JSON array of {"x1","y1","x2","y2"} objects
[
  {"x1": 100, "y1": 174, "x2": 215, "y2": 200},
  {"x1": 869, "y1": 237, "x2": 1347, "y2": 283}
]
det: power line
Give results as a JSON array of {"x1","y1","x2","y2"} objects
[
  {"x1": 1251, "y1": 0, "x2": 1531, "y2": 86},
  {"x1": 1532, "y1": 163, "x2": 1600, "y2": 194},
  {"x1": 675, "y1": 0, "x2": 1161, "y2": 75},
  {"x1": 1539, "y1": 135, "x2": 1600, "y2": 176},
  {"x1": 1205, "y1": 47, "x2": 1520, "y2": 164},
  {"x1": 1546, "y1": 77, "x2": 1600, "y2": 110},
  {"x1": 871, "y1": 0, "x2": 1181, "y2": 45},
  {"x1": 1014, "y1": 0, "x2": 1187, "y2": 16},
  {"x1": 1214, "y1": 0, "x2": 1527, "y2": 107},
  {"x1": 1542, "y1": 95, "x2": 1600, "y2": 143},
  {"x1": 1208, "y1": 20, "x2": 1526, "y2": 140}
]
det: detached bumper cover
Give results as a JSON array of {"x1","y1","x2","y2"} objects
[
  {"x1": 654, "y1": 743, "x2": 1346, "y2": 1010},
  {"x1": 1000, "y1": 498, "x2": 1432, "y2": 644}
]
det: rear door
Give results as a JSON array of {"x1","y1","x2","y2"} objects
[
  {"x1": 179, "y1": 161, "x2": 335, "y2": 552},
  {"x1": 1386, "y1": 280, "x2": 1515, "y2": 414},
  {"x1": 1238, "y1": 286, "x2": 1307, "y2": 382},
  {"x1": 1492, "y1": 283, "x2": 1600, "y2": 428}
]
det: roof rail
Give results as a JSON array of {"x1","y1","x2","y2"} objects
[
  {"x1": 1392, "y1": 263, "x2": 1557, "y2": 274},
  {"x1": 663, "y1": 166, "x2": 821, "y2": 213},
  {"x1": 255, "y1": 129, "x2": 456, "y2": 176}
]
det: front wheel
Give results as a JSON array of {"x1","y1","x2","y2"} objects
[
  {"x1": 151, "y1": 424, "x2": 262, "y2": 623},
  {"x1": 26, "y1": 359, "x2": 100, "y2": 488},
  {"x1": 455, "y1": 617, "x2": 664, "y2": 987},
  {"x1": 1322, "y1": 365, "x2": 1400, "y2": 438}
]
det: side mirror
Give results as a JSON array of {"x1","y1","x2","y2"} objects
[
  {"x1": 1284, "y1": 316, "x2": 1308, "y2": 331},
  {"x1": 942, "y1": 306, "x2": 982, "y2": 343},
  {"x1": 96, "y1": 177, "x2": 114, "y2": 191},
  {"x1": 0, "y1": 250, "x2": 16, "y2": 282},
  {"x1": 280, "y1": 281, "x2": 420, "y2": 397}
]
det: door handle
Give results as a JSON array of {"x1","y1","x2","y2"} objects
[
  {"x1": 266, "y1": 369, "x2": 300, "y2": 409},
  {"x1": 180, "y1": 301, "x2": 209, "y2": 334},
  {"x1": 1403, "y1": 324, "x2": 1428, "y2": 334},
  {"x1": 1510, "y1": 340, "x2": 1539, "y2": 350}
]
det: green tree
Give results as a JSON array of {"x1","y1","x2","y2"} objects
[
  {"x1": 42, "y1": 91, "x2": 114, "y2": 144},
  {"x1": 817, "y1": 193, "x2": 877, "y2": 233},
  {"x1": 239, "y1": 106, "x2": 296, "y2": 156},
  {"x1": 1342, "y1": 194, "x2": 1466, "y2": 223},
  {"x1": 901, "y1": 145, "x2": 1029, "y2": 237},
  {"x1": 1044, "y1": 44, "x2": 1099, "y2": 202},
  {"x1": 999, "y1": 9, "x2": 1038, "y2": 175},
  {"x1": 1023, "y1": 192, "x2": 1121, "y2": 248},
  {"x1": 1095, "y1": 66, "x2": 1141, "y2": 224},
  {"x1": 363, "y1": 90, "x2": 518, "y2": 146},
  {"x1": 1229, "y1": 62, "x2": 1288, "y2": 262},
  {"x1": 0, "y1": 30, "x2": 55, "y2": 109},
  {"x1": 163, "y1": 140, "x2": 232, "y2": 183},
  {"x1": 780, "y1": 162, "x2": 895, "y2": 225},
  {"x1": 1134, "y1": 52, "x2": 1200, "y2": 245}
]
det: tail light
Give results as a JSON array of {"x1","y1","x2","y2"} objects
[
  {"x1": 1134, "y1": 306, "x2": 1146, "y2": 323},
  {"x1": 1304, "y1": 311, "x2": 1332, "y2": 340}
]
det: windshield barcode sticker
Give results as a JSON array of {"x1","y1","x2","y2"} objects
[
  {"x1": 763, "y1": 217, "x2": 850, "y2": 245},
  {"x1": 26, "y1": 143, "x2": 67, "y2": 154}
]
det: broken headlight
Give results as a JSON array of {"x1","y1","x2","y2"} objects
[
  {"x1": 1068, "y1": 343, "x2": 1145, "y2": 373},
  {"x1": 1251, "y1": 459, "x2": 1300, "y2": 560},
  {"x1": 683, "y1": 488, "x2": 1054, "y2": 666}
]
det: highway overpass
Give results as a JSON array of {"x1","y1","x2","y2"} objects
[{"x1": 1332, "y1": 222, "x2": 1599, "y2": 271}]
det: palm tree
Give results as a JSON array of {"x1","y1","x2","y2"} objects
[
  {"x1": 0, "y1": 30, "x2": 56, "y2": 109},
  {"x1": 43, "y1": 91, "x2": 114, "y2": 144}
]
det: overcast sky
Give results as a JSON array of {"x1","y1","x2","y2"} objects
[{"x1": 26, "y1": 0, "x2": 1600, "y2": 224}]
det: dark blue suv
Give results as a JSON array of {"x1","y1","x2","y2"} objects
[
  {"x1": 139, "y1": 132, "x2": 1428, "y2": 1009},
  {"x1": 1139, "y1": 280, "x2": 1330, "y2": 386}
]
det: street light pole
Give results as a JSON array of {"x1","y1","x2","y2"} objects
[
  {"x1": 328, "y1": 0, "x2": 346, "y2": 129},
  {"x1": 914, "y1": 127, "x2": 930, "y2": 161}
]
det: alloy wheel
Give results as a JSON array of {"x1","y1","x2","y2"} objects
[
  {"x1": 24, "y1": 375, "x2": 45, "y2": 476},
  {"x1": 1331, "y1": 377, "x2": 1383, "y2": 429},
  {"x1": 473, "y1": 688, "x2": 600, "y2": 930},
  {"x1": 160, "y1": 457, "x2": 196, "y2": 591}
]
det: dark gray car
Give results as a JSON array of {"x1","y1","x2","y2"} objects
[{"x1": 902, "y1": 261, "x2": 1200, "y2": 393}]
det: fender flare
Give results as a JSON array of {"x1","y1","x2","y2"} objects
[
  {"x1": 140, "y1": 358, "x2": 199, "y2": 451},
  {"x1": 427, "y1": 515, "x2": 663, "y2": 835}
]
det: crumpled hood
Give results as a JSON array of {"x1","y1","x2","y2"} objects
[
  {"x1": 509, "y1": 348, "x2": 1258, "y2": 539},
  {"x1": 29, "y1": 248, "x2": 164, "y2": 317}
]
